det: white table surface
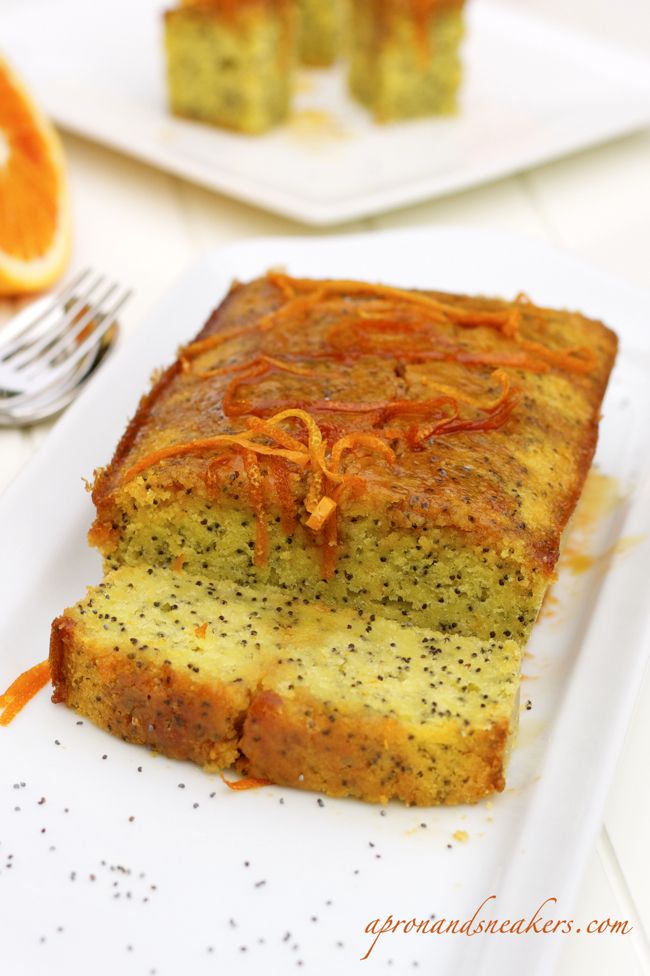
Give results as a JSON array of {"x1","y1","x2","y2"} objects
[{"x1": 1, "y1": 2, "x2": 649, "y2": 973}]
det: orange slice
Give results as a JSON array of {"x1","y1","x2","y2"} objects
[{"x1": 0, "y1": 59, "x2": 71, "y2": 295}]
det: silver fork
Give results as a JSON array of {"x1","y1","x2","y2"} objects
[{"x1": 0, "y1": 269, "x2": 130, "y2": 427}]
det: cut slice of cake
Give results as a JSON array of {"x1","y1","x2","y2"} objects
[
  {"x1": 164, "y1": 0, "x2": 295, "y2": 134},
  {"x1": 349, "y1": 0, "x2": 466, "y2": 121},
  {"x1": 51, "y1": 566, "x2": 522, "y2": 806},
  {"x1": 297, "y1": 0, "x2": 346, "y2": 67},
  {"x1": 89, "y1": 274, "x2": 617, "y2": 646}
]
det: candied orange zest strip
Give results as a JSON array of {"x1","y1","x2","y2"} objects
[
  {"x1": 271, "y1": 275, "x2": 453, "y2": 324},
  {"x1": 221, "y1": 357, "x2": 323, "y2": 418},
  {"x1": 268, "y1": 270, "x2": 296, "y2": 300},
  {"x1": 0, "y1": 660, "x2": 51, "y2": 727},
  {"x1": 276, "y1": 274, "x2": 549, "y2": 341},
  {"x1": 266, "y1": 455, "x2": 297, "y2": 534},
  {"x1": 222, "y1": 359, "x2": 270, "y2": 417},
  {"x1": 379, "y1": 395, "x2": 458, "y2": 422},
  {"x1": 325, "y1": 319, "x2": 553, "y2": 374},
  {"x1": 123, "y1": 435, "x2": 309, "y2": 483},
  {"x1": 220, "y1": 773, "x2": 271, "y2": 791},
  {"x1": 181, "y1": 322, "x2": 261, "y2": 360},
  {"x1": 443, "y1": 306, "x2": 521, "y2": 337},
  {"x1": 327, "y1": 316, "x2": 443, "y2": 351},
  {"x1": 330, "y1": 433, "x2": 396, "y2": 474},
  {"x1": 242, "y1": 449, "x2": 269, "y2": 567},
  {"x1": 412, "y1": 368, "x2": 512, "y2": 412},
  {"x1": 194, "y1": 622, "x2": 208, "y2": 639},
  {"x1": 243, "y1": 416, "x2": 306, "y2": 453},
  {"x1": 519, "y1": 339, "x2": 598, "y2": 374},
  {"x1": 305, "y1": 495, "x2": 337, "y2": 531},
  {"x1": 246, "y1": 398, "x2": 386, "y2": 417},
  {"x1": 196, "y1": 355, "x2": 320, "y2": 381},
  {"x1": 255, "y1": 290, "x2": 328, "y2": 334},
  {"x1": 417, "y1": 388, "x2": 519, "y2": 442},
  {"x1": 265, "y1": 408, "x2": 325, "y2": 454},
  {"x1": 184, "y1": 275, "x2": 595, "y2": 382}
]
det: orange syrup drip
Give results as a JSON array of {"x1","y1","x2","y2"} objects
[{"x1": 220, "y1": 773, "x2": 271, "y2": 791}]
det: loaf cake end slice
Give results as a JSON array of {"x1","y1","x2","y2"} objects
[{"x1": 50, "y1": 566, "x2": 522, "y2": 806}]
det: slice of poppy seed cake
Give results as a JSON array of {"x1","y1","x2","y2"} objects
[{"x1": 50, "y1": 566, "x2": 522, "y2": 806}]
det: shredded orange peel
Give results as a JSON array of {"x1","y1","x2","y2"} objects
[
  {"x1": 123, "y1": 409, "x2": 395, "y2": 567},
  {"x1": 306, "y1": 495, "x2": 337, "y2": 531},
  {"x1": 270, "y1": 273, "x2": 597, "y2": 375},
  {"x1": 0, "y1": 660, "x2": 51, "y2": 726},
  {"x1": 122, "y1": 274, "x2": 598, "y2": 575},
  {"x1": 193, "y1": 354, "x2": 318, "y2": 382},
  {"x1": 220, "y1": 772, "x2": 271, "y2": 791},
  {"x1": 180, "y1": 273, "x2": 597, "y2": 380},
  {"x1": 413, "y1": 368, "x2": 512, "y2": 413}
]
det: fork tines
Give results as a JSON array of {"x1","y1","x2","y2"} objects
[{"x1": 0, "y1": 269, "x2": 130, "y2": 426}]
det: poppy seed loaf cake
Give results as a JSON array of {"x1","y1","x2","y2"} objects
[
  {"x1": 89, "y1": 274, "x2": 616, "y2": 644},
  {"x1": 51, "y1": 567, "x2": 522, "y2": 805},
  {"x1": 50, "y1": 272, "x2": 616, "y2": 805}
]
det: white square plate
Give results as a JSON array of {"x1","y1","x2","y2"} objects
[
  {"x1": 1, "y1": 227, "x2": 650, "y2": 976},
  {"x1": 3, "y1": 0, "x2": 650, "y2": 224}
]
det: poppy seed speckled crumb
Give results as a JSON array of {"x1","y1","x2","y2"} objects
[{"x1": 51, "y1": 567, "x2": 521, "y2": 806}]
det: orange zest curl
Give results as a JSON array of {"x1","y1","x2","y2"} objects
[
  {"x1": 266, "y1": 455, "x2": 297, "y2": 534},
  {"x1": 123, "y1": 435, "x2": 309, "y2": 483},
  {"x1": 125, "y1": 274, "x2": 598, "y2": 583},
  {"x1": 196, "y1": 354, "x2": 318, "y2": 382},
  {"x1": 221, "y1": 358, "x2": 320, "y2": 419},
  {"x1": 330, "y1": 433, "x2": 396, "y2": 474},
  {"x1": 272, "y1": 274, "x2": 454, "y2": 324},
  {"x1": 305, "y1": 495, "x2": 337, "y2": 531},
  {"x1": 220, "y1": 773, "x2": 271, "y2": 791},
  {"x1": 0, "y1": 660, "x2": 51, "y2": 727},
  {"x1": 242, "y1": 449, "x2": 269, "y2": 567},
  {"x1": 518, "y1": 339, "x2": 598, "y2": 374},
  {"x1": 417, "y1": 385, "x2": 519, "y2": 443},
  {"x1": 121, "y1": 409, "x2": 396, "y2": 579},
  {"x1": 180, "y1": 322, "x2": 261, "y2": 362},
  {"x1": 409, "y1": 368, "x2": 511, "y2": 411}
]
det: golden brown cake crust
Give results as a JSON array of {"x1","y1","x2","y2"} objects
[
  {"x1": 239, "y1": 687, "x2": 509, "y2": 805},
  {"x1": 50, "y1": 614, "x2": 248, "y2": 769},
  {"x1": 91, "y1": 274, "x2": 617, "y2": 576}
]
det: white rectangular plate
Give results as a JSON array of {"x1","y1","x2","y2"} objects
[
  {"x1": 1, "y1": 228, "x2": 650, "y2": 976},
  {"x1": 3, "y1": 0, "x2": 650, "y2": 224}
]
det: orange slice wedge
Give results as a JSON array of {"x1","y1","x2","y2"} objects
[{"x1": 0, "y1": 59, "x2": 71, "y2": 295}]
